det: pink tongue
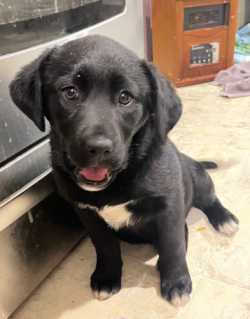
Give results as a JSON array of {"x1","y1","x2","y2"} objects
[{"x1": 79, "y1": 167, "x2": 108, "y2": 182}]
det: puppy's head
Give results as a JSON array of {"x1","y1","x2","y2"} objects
[{"x1": 10, "y1": 35, "x2": 182, "y2": 192}]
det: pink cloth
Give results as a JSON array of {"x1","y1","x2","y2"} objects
[{"x1": 214, "y1": 62, "x2": 250, "y2": 98}]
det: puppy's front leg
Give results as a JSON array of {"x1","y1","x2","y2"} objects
[
  {"x1": 76, "y1": 208, "x2": 122, "y2": 300},
  {"x1": 156, "y1": 205, "x2": 192, "y2": 307}
]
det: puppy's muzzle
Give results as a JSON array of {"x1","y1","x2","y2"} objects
[
  {"x1": 85, "y1": 136, "x2": 113, "y2": 159},
  {"x1": 71, "y1": 135, "x2": 117, "y2": 191}
]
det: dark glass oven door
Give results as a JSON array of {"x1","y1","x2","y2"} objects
[
  {"x1": 0, "y1": 0, "x2": 125, "y2": 55},
  {"x1": 184, "y1": 4, "x2": 229, "y2": 31}
]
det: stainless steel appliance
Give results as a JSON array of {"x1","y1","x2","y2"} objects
[{"x1": 0, "y1": 1, "x2": 146, "y2": 318}]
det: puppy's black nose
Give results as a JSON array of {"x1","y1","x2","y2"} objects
[{"x1": 86, "y1": 137, "x2": 113, "y2": 157}]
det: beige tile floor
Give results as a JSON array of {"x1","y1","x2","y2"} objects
[{"x1": 11, "y1": 83, "x2": 250, "y2": 319}]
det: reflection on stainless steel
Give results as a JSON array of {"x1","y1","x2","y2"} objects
[
  {"x1": 0, "y1": 139, "x2": 51, "y2": 204},
  {"x1": 0, "y1": 175, "x2": 54, "y2": 231},
  {"x1": 0, "y1": 182, "x2": 85, "y2": 319}
]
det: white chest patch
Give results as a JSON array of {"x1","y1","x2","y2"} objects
[{"x1": 98, "y1": 202, "x2": 134, "y2": 230}]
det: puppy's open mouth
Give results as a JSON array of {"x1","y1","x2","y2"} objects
[{"x1": 77, "y1": 167, "x2": 113, "y2": 191}]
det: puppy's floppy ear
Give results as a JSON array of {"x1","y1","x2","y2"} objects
[
  {"x1": 142, "y1": 61, "x2": 182, "y2": 141},
  {"x1": 9, "y1": 49, "x2": 53, "y2": 132}
]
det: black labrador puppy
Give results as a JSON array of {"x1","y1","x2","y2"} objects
[{"x1": 10, "y1": 35, "x2": 239, "y2": 307}]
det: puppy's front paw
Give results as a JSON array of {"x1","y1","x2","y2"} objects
[
  {"x1": 161, "y1": 274, "x2": 192, "y2": 307},
  {"x1": 91, "y1": 270, "x2": 121, "y2": 300}
]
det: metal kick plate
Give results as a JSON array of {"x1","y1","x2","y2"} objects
[{"x1": 0, "y1": 192, "x2": 85, "y2": 319}]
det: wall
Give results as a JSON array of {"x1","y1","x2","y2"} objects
[{"x1": 238, "y1": 0, "x2": 250, "y2": 27}]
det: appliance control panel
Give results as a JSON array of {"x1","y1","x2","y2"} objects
[{"x1": 190, "y1": 42, "x2": 219, "y2": 65}]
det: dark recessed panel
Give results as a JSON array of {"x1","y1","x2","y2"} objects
[{"x1": 184, "y1": 4, "x2": 229, "y2": 30}]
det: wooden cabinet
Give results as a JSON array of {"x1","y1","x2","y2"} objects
[{"x1": 152, "y1": 0, "x2": 239, "y2": 86}]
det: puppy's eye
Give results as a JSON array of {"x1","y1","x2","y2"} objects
[
  {"x1": 119, "y1": 91, "x2": 134, "y2": 106},
  {"x1": 62, "y1": 87, "x2": 79, "y2": 100}
]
